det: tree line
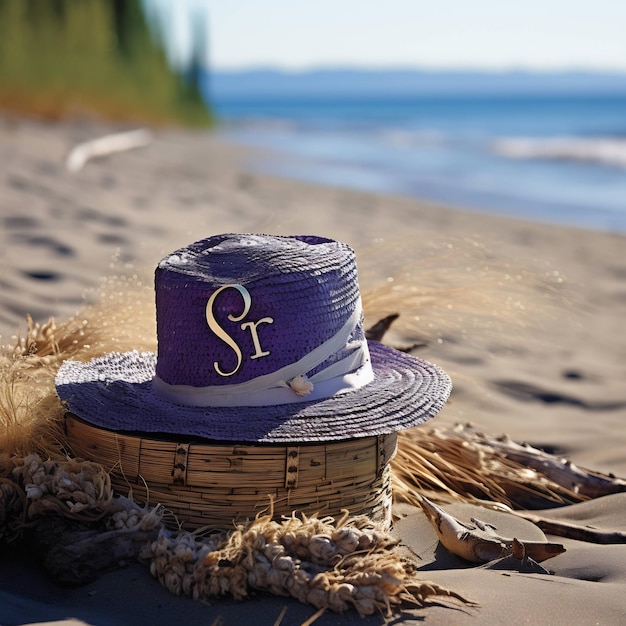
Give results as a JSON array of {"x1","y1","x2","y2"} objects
[{"x1": 0, "y1": 0, "x2": 211, "y2": 126}]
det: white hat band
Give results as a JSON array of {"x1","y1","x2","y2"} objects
[{"x1": 152, "y1": 299, "x2": 374, "y2": 407}]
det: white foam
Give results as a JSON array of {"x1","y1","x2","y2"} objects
[
  {"x1": 492, "y1": 136, "x2": 626, "y2": 168},
  {"x1": 379, "y1": 128, "x2": 444, "y2": 147}
]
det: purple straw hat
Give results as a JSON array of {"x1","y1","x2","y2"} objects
[{"x1": 55, "y1": 234, "x2": 451, "y2": 443}]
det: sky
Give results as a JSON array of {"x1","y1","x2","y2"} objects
[{"x1": 145, "y1": 0, "x2": 626, "y2": 72}]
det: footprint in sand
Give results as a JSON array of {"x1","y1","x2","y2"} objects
[
  {"x1": 22, "y1": 270, "x2": 62, "y2": 281},
  {"x1": 492, "y1": 380, "x2": 626, "y2": 411}
]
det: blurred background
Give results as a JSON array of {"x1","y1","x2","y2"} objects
[
  {"x1": 1, "y1": 0, "x2": 626, "y2": 232},
  {"x1": 2, "y1": 0, "x2": 626, "y2": 482}
]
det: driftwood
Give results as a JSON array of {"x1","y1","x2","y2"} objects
[
  {"x1": 418, "y1": 495, "x2": 565, "y2": 565},
  {"x1": 65, "y1": 128, "x2": 153, "y2": 172},
  {"x1": 31, "y1": 514, "x2": 160, "y2": 585},
  {"x1": 478, "y1": 539, "x2": 554, "y2": 575},
  {"x1": 365, "y1": 313, "x2": 426, "y2": 351},
  {"x1": 451, "y1": 424, "x2": 626, "y2": 500},
  {"x1": 514, "y1": 511, "x2": 626, "y2": 545},
  {"x1": 365, "y1": 313, "x2": 400, "y2": 341}
]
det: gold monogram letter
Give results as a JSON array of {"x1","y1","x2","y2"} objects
[
  {"x1": 241, "y1": 318, "x2": 274, "y2": 359},
  {"x1": 205, "y1": 285, "x2": 274, "y2": 377}
]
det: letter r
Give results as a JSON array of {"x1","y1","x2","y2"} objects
[{"x1": 241, "y1": 317, "x2": 274, "y2": 359}]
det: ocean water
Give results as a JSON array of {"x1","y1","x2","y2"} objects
[{"x1": 213, "y1": 95, "x2": 626, "y2": 233}]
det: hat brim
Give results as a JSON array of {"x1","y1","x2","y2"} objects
[{"x1": 55, "y1": 341, "x2": 451, "y2": 443}]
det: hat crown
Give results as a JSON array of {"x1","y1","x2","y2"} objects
[{"x1": 154, "y1": 234, "x2": 362, "y2": 391}]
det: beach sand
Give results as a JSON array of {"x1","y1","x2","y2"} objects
[{"x1": 1, "y1": 117, "x2": 625, "y2": 625}]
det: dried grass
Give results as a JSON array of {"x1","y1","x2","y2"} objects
[
  {"x1": 0, "y1": 274, "x2": 155, "y2": 464},
  {"x1": 359, "y1": 235, "x2": 568, "y2": 348},
  {"x1": 146, "y1": 505, "x2": 473, "y2": 616},
  {"x1": 392, "y1": 424, "x2": 593, "y2": 510}
]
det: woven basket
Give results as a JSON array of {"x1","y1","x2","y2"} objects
[{"x1": 64, "y1": 414, "x2": 397, "y2": 530}]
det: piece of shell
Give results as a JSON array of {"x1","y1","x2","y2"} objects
[
  {"x1": 418, "y1": 495, "x2": 565, "y2": 564},
  {"x1": 287, "y1": 374, "x2": 314, "y2": 396}
]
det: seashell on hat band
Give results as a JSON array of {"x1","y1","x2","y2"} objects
[{"x1": 55, "y1": 233, "x2": 452, "y2": 443}]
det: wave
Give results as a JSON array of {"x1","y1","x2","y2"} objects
[
  {"x1": 377, "y1": 128, "x2": 448, "y2": 148},
  {"x1": 492, "y1": 136, "x2": 626, "y2": 168}
]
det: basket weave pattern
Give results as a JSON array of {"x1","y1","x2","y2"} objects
[{"x1": 65, "y1": 414, "x2": 397, "y2": 529}]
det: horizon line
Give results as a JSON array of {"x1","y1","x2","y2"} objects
[{"x1": 210, "y1": 64, "x2": 626, "y2": 76}]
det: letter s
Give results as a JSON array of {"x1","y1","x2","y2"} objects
[{"x1": 205, "y1": 284, "x2": 251, "y2": 377}]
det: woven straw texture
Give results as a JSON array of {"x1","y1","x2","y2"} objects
[
  {"x1": 65, "y1": 414, "x2": 397, "y2": 530},
  {"x1": 155, "y1": 234, "x2": 360, "y2": 387},
  {"x1": 56, "y1": 342, "x2": 451, "y2": 443}
]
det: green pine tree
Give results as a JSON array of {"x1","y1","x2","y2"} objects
[{"x1": 0, "y1": 0, "x2": 212, "y2": 126}]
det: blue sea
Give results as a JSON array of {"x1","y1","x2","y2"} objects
[{"x1": 213, "y1": 94, "x2": 626, "y2": 233}]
